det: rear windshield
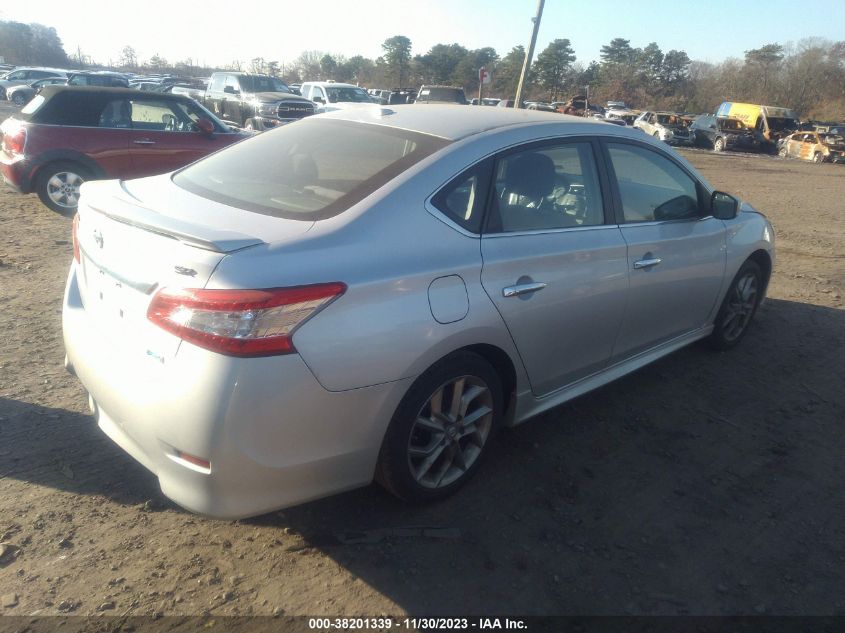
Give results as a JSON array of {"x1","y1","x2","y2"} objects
[
  {"x1": 419, "y1": 87, "x2": 466, "y2": 103},
  {"x1": 240, "y1": 75, "x2": 290, "y2": 93},
  {"x1": 172, "y1": 119, "x2": 450, "y2": 220},
  {"x1": 326, "y1": 86, "x2": 371, "y2": 103}
]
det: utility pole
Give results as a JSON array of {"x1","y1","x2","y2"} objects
[
  {"x1": 514, "y1": 0, "x2": 545, "y2": 108},
  {"x1": 584, "y1": 85, "x2": 589, "y2": 117}
]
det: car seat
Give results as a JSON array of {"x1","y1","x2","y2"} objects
[
  {"x1": 495, "y1": 152, "x2": 562, "y2": 232},
  {"x1": 99, "y1": 100, "x2": 132, "y2": 128}
]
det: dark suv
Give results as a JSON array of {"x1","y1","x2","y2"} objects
[
  {"x1": 67, "y1": 71, "x2": 130, "y2": 88},
  {"x1": 690, "y1": 115, "x2": 758, "y2": 152},
  {"x1": 0, "y1": 86, "x2": 246, "y2": 214},
  {"x1": 415, "y1": 85, "x2": 467, "y2": 104}
]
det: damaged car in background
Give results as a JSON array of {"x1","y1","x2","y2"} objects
[
  {"x1": 778, "y1": 130, "x2": 845, "y2": 163},
  {"x1": 690, "y1": 115, "x2": 758, "y2": 152},
  {"x1": 633, "y1": 111, "x2": 694, "y2": 146}
]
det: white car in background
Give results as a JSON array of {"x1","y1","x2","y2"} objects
[
  {"x1": 299, "y1": 81, "x2": 374, "y2": 112},
  {"x1": 634, "y1": 110, "x2": 695, "y2": 146},
  {"x1": 605, "y1": 107, "x2": 638, "y2": 126},
  {"x1": 0, "y1": 67, "x2": 68, "y2": 99}
]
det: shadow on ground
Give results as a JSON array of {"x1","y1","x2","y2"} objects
[{"x1": 3, "y1": 298, "x2": 844, "y2": 615}]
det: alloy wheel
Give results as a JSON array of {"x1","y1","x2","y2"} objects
[
  {"x1": 720, "y1": 272, "x2": 758, "y2": 342},
  {"x1": 46, "y1": 171, "x2": 84, "y2": 209},
  {"x1": 407, "y1": 375, "x2": 494, "y2": 489}
]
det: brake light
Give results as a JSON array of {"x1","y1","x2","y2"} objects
[
  {"x1": 146, "y1": 283, "x2": 346, "y2": 357},
  {"x1": 1, "y1": 125, "x2": 26, "y2": 155},
  {"x1": 71, "y1": 213, "x2": 80, "y2": 263}
]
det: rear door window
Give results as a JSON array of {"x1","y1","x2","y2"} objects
[{"x1": 486, "y1": 142, "x2": 605, "y2": 233}]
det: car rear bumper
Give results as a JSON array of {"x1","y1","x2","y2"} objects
[
  {"x1": 0, "y1": 154, "x2": 31, "y2": 193},
  {"x1": 62, "y1": 264, "x2": 410, "y2": 518}
]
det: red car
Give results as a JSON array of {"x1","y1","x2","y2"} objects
[{"x1": 1, "y1": 86, "x2": 247, "y2": 214}]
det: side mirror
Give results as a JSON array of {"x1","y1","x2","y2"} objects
[
  {"x1": 313, "y1": 96, "x2": 324, "y2": 104},
  {"x1": 196, "y1": 118, "x2": 215, "y2": 135},
  {"x1": 711, "y1": 191, "x2": 739, "y2": 220},
  {"x1": 223, "y1": 85, "x2": 237, "y2": 95}
]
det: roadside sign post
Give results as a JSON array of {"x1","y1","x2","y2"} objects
[{"x1": 478, "y1": 67, "x2": 491, "y2": 104}]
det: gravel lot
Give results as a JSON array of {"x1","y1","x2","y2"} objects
[{"x1": 0, "y1": 108, "x2": 843, "y2": 617}]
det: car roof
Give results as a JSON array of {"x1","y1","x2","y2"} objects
[
  {"x1": 316, "y1": 104, "x2": 625, "y2": 141},
  {"x1": 303, "y1": 81, "x2": 361, "y2": 88},
  {"x1": 37, "y1": 85, "x2": 194, "y2": 101}
]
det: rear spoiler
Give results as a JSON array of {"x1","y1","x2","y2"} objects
[{"x1": 83, "y1": 181, "x2": 264, "y2": 253}]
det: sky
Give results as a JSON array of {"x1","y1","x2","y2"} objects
[{"x1": 2, "y1": 0, "x2": 845, "y2": 70}]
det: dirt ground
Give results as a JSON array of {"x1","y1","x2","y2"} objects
[{"x1": 0, "y1": 124, "x2": 844, "y2": 618}]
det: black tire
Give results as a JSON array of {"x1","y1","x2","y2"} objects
[
  {"x1": 376, "y1": 351, "x2": 503, "y2": 502},
  {"x1": 778, "y1": 146, "x2": 787, "y2": 158},
  {"x1": 11, "y1": 92, "x2": 27, "y2": 106},
  {"x1": 706, "y1": 260, "x2": 763, "y2": 351},
  {"x1": 713, "y1": 137, "x2": 725, "y2": 152},
  {"x1": 35, "y1": 162, "x2": 91, "y2": 216},
  {"x1": 0, "y1": 87, "x2": 6, "y2": 100},
  {"x1": 813, "y1": 152, "x2": 824, "y2": 164}
]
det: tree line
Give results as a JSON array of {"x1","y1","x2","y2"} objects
[{"x1": 1, "y1": 19, "x2": 842, "y2": 119}]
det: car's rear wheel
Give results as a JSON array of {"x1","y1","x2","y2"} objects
[
  {"x1": 376, "y1": 351, "x2": 502, "y2": 502},
  {"x1": 35, "y1": 162, "x2": 90, "y2": 216},
  {"x1": 706, "y1": 260, "x2": 763, "y2": 350},
  {"x1": 713, "y1": 137, "x2": 725, "y2": 152},
  {"x1": 813, "y1": 152, "x2": 824, "y2": 164},
  {"x1": 11, "y1": 92, "x2": 27, "y2": 106}
]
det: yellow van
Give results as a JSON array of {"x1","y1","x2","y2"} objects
[{"x1": 716, "y1": 102, "x2": 800, "y2": 150}]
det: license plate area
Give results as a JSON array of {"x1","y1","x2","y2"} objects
[{"x1": 80, "y1": 252, "x2": 151, "y2": 333}]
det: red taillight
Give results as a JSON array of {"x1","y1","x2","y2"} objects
[
  {"x1": 146, "y1": 283, "x2": 346, "y2": 357},
  {"x1": 71, "y1": 213, "x2": 80, "y2": 263},
  {"x1": 175, "y1": 451, "x2": 211, "y2": 470},
  {"x1": 1, "y1": 125, "x2": 26, "y2": 155}
]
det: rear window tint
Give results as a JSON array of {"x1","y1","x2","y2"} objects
[
  {"x1": 31, "y1": 92, "x2": 113, "y2": 126},
  {"x1": 173, "y1": 119, "x2": 450, "y2": 221}
]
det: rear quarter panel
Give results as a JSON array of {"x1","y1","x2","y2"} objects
[{"x1": 27, "y1": 125, "x2": 131, "y2": 177}]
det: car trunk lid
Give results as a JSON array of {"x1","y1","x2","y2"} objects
[{"x1": 73, "y1": 177, "x2": 314, "y2": 361}]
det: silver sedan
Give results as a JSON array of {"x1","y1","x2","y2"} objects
[{"x1": 63, "y1": 106, "x2": 775, "y2": 518}]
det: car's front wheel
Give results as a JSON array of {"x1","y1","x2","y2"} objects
[
  {"x1": 707, "y1": 260, "x2": 763, "y2": 350},
  {"x1": 376, "y1": 351, "x2": 502, "y2": 502},
  {"x1": 778, "y1": 146, "x2": 787, "y2": 158},
  {"x1": 813, "y1": 152, "x2": 824, "y2": 164},
  {"x1": 11, "y1": 92, "x2": 27, "y2": 106},
  {"x1": 713, "y1": 137, "x2": 725, "y2": 152},
  {"x1": 35, "y1": 162, "x2": 91, "y2": 216}
]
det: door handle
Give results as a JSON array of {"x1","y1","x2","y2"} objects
[
  {"x1": 502, "y1": 282, "x2": 547, "y2": 298},
  {"x1": 133, "y1": 139, "x2": 156, "y2": 145},
  {"x1": 633, "y1": 257, "x2": 662, "y2": 269}
]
